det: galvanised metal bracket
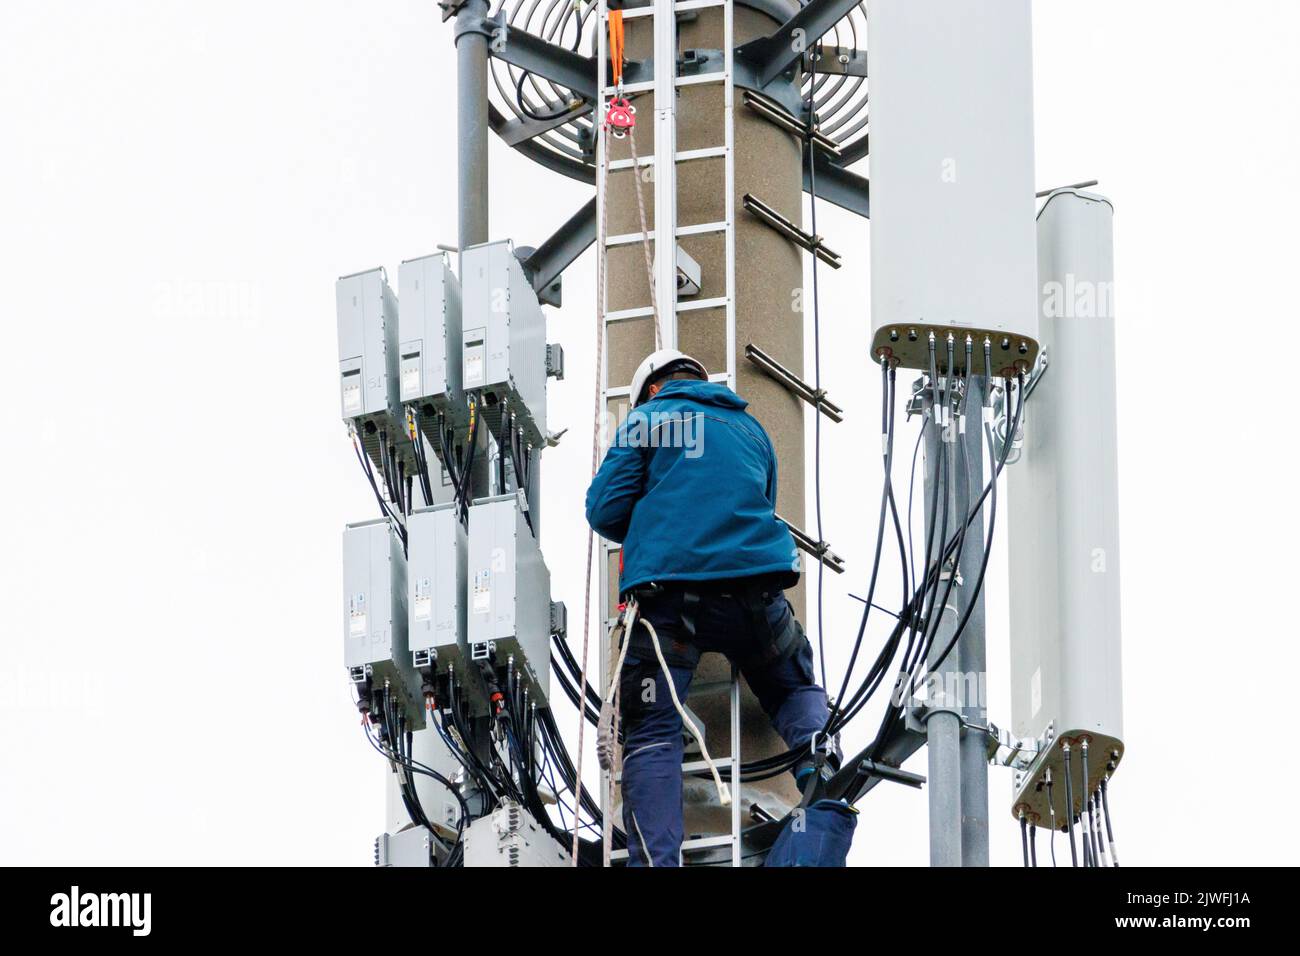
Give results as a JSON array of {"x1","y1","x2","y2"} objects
[
  {"x1": 804, "y1": 151, "x2": 870, "y2": 219},
  {"x1": 802, "y1": 47, "x2": 867, "y2": 78},
  {"x1": 515, "y1": 196, "x2": 598, "y2": 307},
  {"x1": 743, "y1": 193, "x2": 843, "y2": 268},
  {"x1": 776, "y1": 512, "x2": 846, "y2": 574},
  {"x1": 477, "y1": 12, "x2": 598, "y2": 100},
  {"x1": 987, "y1": 719, "x2": 1049, "y2": 772},
  {"x1": 990, "y1": 346, "x2": 1049, "y2": 464},
  {"x1": 825, "y1": 722, "x2": 928, "y2": 802},
  {"x1": 734, "y1": 0, "x2": 866, "y2": 88},
  {"x1": 439, "y1": 0, "x2": 471, "y2": 23},
  {"x1": 905, "y1": 696, "x2": 969, "y2": 737},
  {"x1": 745, "y1": 342, "x2": 844, "y2": 423},
  {"x1": 742, "y1": 89, "x2": 842, "y2": 158}
]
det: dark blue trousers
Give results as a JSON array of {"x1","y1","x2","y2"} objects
[{"x1": 618, "y1": 585, "x2": 828, "y2": 867}]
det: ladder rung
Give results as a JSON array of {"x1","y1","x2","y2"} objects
[
  {"x1": 607, "y1": 146, "x2": 727, "y2": 172},
  {"x1": 605, "y1": 305, "x2": 654, "y2": 322},
  {"x1": 607, "y1": 835, "x2": 740, "y2": 862},
  {"x1": 601, "y1": 71, "x2": 727, "y2": 97},
  {"x1": 682, "y1": 834, "x2": 735, "y2": 851},
  {"x1": 605, "y1": 231, "x2": 647, "y2": 249},
  {"x1": 603, "y1": 80, "x2": 654, "y2": 96},
  {"x1": 677, "y1": 295, "x2": 728, "y2": 314},
  {"x1": 677, "y1": 71, "x2": 727, "y2": 88},
  {"x1": 605, "y1": 220, "x2": 729, "y2": 248},
  {"x1": 607, "y1": 0, "x2": 724, "y2": 19},
  {"x1": 677, "y1": 220, "x2": 728, "y2": 237},
  {"x1": 603, "y1": 296, "x2": 727, "y2": 324}
]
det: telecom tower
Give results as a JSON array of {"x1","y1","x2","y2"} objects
[{"x1": 335, "y1": 0, "x2": 1124, "y2": 868}]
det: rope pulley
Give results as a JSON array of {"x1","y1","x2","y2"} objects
[
  {"x1": 603, "y1": 11, "x2": 634, "y2": 137},
  {"x1": 604, "y1": 96, "x2": 636, "y2": 137}
]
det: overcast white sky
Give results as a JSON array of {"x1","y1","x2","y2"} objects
[{"x1": 1, "y1": 1, "x2": 1296, "y2": 866}]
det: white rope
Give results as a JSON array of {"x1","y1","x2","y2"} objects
[
  {"x1": 571, "y1": 121, "x2": 615, "y2": 868},
  {"x1": 598, "y1": 602, "x2": 635, "y2": 866},
  {"x1": 597, "y1": 608, "x2": 635, "y2": 772},
  {"x1": 640, "y1": 617, "x2": 730, "y2": 807}
]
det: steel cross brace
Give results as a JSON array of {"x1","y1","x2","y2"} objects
[{"x1": 735, "y1": 0, "x2": 866, "y2": 88}]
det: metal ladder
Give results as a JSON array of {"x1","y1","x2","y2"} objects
[{"x1": 597, "y1": 0, "x2": 743, "y2": 866}]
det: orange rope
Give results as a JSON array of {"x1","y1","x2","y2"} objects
[{"x1": 609, "y1": 10, "x2": 625, "y2": 87}]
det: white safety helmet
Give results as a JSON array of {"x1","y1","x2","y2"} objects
[{"x1": 629, "y1": 348, "x2": 708, "y2": 408}]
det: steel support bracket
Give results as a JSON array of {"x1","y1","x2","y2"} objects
[
  {"x1": 804, "y1": 151, "x2": 870, "y2": 219},
  {"x1": 776, "y1": 512, "x2": 845, "y2": 574},
  {"x1": 743, "y1": 193, "x2": 843, "y2": 268},
  {"x1": 906, "y1": 697, "x2": 967, "y2": 736},
  {"x1": 826, "y1": 722, "x2": 927, "y2": 803},
  {"x1": 745, "y1": 343, "x2": 844, "y2": 423},
  {"x1": 516, "y1": 196, "x2": 598, "y2": 307},
  {"x1": 439, "y1": 0, "x2": 470, "y2": 23},
  {"x1": 849, "y1": 758, "x2": 926, "y2": 790},
  {"x1": 479, "y1": 13, "x2": 599, "y2": 100},
  {"x1": 454, "y1": 10, "x2": 496, "y2": 42},
  {"x1": 742, "y1": 89, "x2": 842, "y2": 158},
  {"x1": 986, "y1": 719, "x2": 1046, "y2": 771},
  {"x1": 803, "y1": 47, "x2": 868, "y2": 78},
  {"x1": 734, "y1": 0, "x2": 865, "y2": 88}
]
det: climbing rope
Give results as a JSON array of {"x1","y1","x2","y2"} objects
[
  {"x1": 641, "y1": 616, "x2": 730, "y2": 807},
  {"x1": 625, "y1": 125, "x2": 662, "y2": 350},
  {"x1": 598, "y1": 600, "x2": 636, "y2": 865}
]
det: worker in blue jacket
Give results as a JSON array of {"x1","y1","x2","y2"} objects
[{"x1": 586, "y1": 348, "x2": 842, "y2": 866}]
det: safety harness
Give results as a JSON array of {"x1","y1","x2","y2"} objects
[{"x1": 625, "y1": 577, "x2": 805, "y2": 672}]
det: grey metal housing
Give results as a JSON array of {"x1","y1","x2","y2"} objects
[
  {"x1": 460, "y1": 240, "x2": 548, "y2": 448},
  {"x1": 399, "y1": 252, "x2": 466, "y2": 431},
  {"x1": 337, "y1": 267, "x2": 419, "y2": 474},
  {"x1": 406, "y1": 503, "x2": 469, "y2": 676},
  {"x1": 466, "y1": 494, "x2": 551, "y2": 706},
  {"x1": 342, "y1": 517, "x2": 423, "y2": 728}
]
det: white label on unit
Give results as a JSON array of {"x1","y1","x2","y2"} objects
[
  {"x1": 349, "y1": 594, "x2": 368, "y2": 637},
  {"x1": 464, "y1": 329, "x2": 486, "y2": 388},
  {"x1": 343, "y1": 382, "x2": 361, "y2": 413},
  {"x1": 414, "y1": 577, "x2": 432, "y2": 621},
  {"x1": 1030, "y1": 667, "x2": 1042, "y2": 719},
  {"x1": 402, "y1": 366, "x2": 420, "y2": 399},
  {"x1": 472, "y1": 570, "x2": 491, "y2": 614}
]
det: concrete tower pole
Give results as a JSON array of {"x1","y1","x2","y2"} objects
[{"x1": 604, "y1": 1, "x2": 808, "y2": 837}]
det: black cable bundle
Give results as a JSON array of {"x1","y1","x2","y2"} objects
[{"x1": 362, "y1": 690, "x2": 469, "y2": 865}]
